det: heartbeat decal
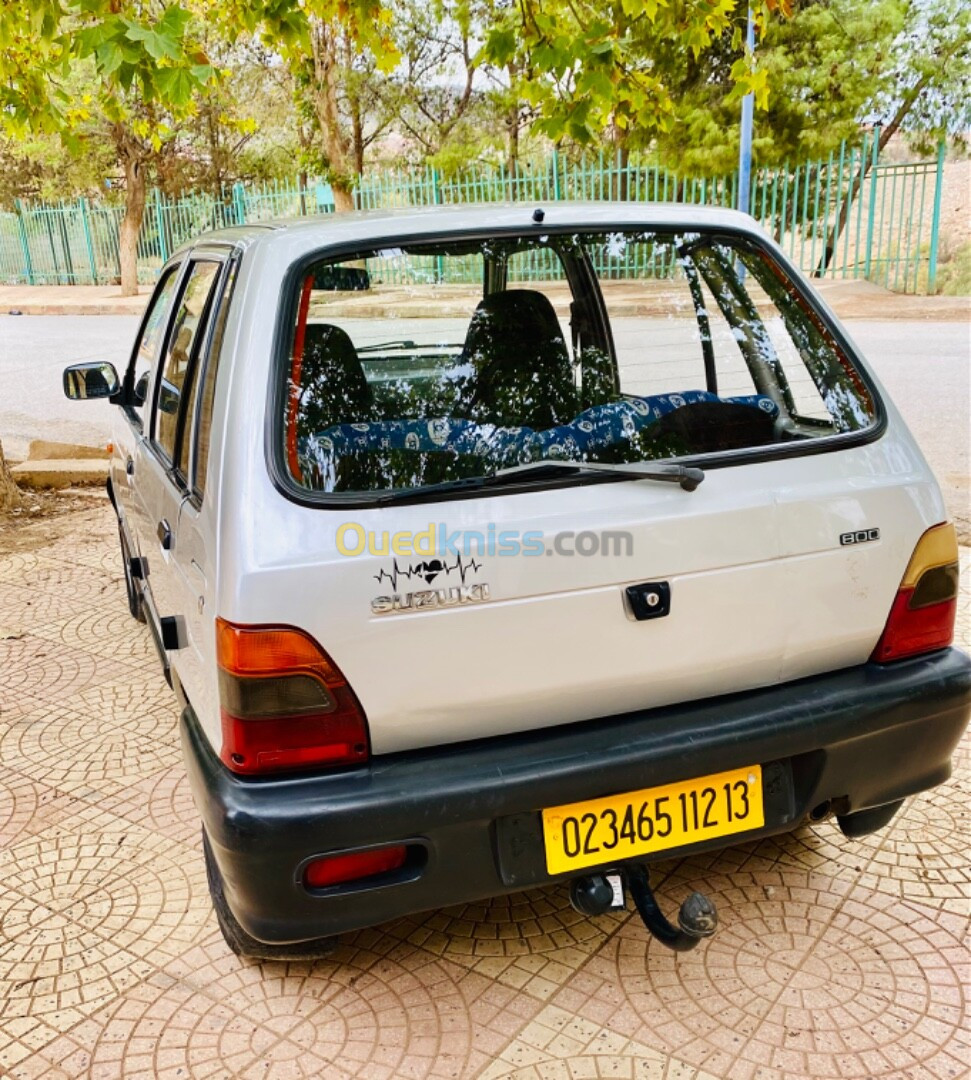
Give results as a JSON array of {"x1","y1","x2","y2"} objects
[{"x1": 373, "y1": 556, "x2": 483, "y2": 589}]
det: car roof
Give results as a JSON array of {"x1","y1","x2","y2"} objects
[{"x1": 184, "y1": 202, "x2": 770, "y2": 258}]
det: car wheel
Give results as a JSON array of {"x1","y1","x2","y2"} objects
[
  {"x1": 202, "y1": 830, "x2": 339, "y2": 961},
  {"x1": 118, "y1": 521, "x2": 146, "y2": 623}
]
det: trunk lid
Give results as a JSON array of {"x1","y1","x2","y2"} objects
[{"x1": 240, "y1": 436, "x2": 940, "y2": 755}]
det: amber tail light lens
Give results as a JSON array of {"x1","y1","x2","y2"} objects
[
  {"x1": 871, "y1": 523, "x2": 959, "y2": 663},
  {"x1": 216, "y1": 619, "x2": 370, "y2": 775}
]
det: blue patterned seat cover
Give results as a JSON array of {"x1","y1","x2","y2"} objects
[{"x1": 300, "y1": 391, "x2": 778, "y2": 473}]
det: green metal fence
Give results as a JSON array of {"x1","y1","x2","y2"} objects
[{"x1": 0, "y1": 133, "x2": 945, "y2": 293}]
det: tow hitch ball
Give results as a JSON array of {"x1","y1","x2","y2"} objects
[{"x1": 569, "y1": 865, "x2": 718, "y2": 952}]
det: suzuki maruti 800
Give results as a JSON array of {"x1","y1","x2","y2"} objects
[{"x1": 65, "y1": 204, "x2": 971, "y2": 958}]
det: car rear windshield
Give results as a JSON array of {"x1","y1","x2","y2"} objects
[{"x1": 282, "y1": 230, "x2": 877, "y2": 495}]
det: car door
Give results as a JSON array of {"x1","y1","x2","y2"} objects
[
  {"x1": 131, "y1": 255, "x2": 225, "y2": 650},
  {"x1": 171, "y1": 255, "x2": 238, "y2": 721},
  {"x1": 113, "y1": 262, "x2": 183, "y2": 547}
]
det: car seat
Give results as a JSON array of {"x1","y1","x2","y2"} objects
[
  {"x1": 456, "y1": 289, "x2": 578, "y2": 429},
  {"x1": 295, "y1": 323, "x2": 373, "y2": 439}
]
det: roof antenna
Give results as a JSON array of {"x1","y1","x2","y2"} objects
[{"x1": 532, "y1": 207, "x2": 545, "y2": 224}]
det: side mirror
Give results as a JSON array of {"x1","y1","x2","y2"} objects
[
  {"x1": 63, "y1": 361, "x2": 120, "y2": 401},
  {"x1": 133, "y1": 371, "x2": 150, "y2": 406}
]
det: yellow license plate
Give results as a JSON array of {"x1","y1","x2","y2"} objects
[{"x1": 542, "y1": 764, "x2": 764, "y2": 875}]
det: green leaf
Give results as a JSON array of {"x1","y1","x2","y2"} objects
[
  {"x1": 95, "y1": 40, "x2": 124, "y2": 76},
  {"x1": 157, "y1": 5, "x2": 192, "y2": 39},
  {"x1": 123, "y1": 23, "x2": 153, "y2": 42},
  {"x1": 484, "y1": 27, "x2": 518, "y2": 66},
  {"x1": 117, "y1": 61, "x2": 138, "y2": 92},
  {"x1": 156, "y1": 65, "x2": 196, "y2": 107}
]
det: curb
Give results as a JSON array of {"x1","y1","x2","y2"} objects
[{"x1": 11, "y1": 459, "x2": 109, "y2": 489}]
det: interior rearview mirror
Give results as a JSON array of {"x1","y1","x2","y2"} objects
[{"x1": 63, "y1": 361, "x2": 121, "y2": 401}]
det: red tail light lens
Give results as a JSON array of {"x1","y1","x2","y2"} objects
[
  {"x1": 304, "y1": 845, "x2": 407, "y2": 889},
  {"x1": 871, "y1": 524, "x2": 959, "y2": 663},
  {"x1": 216, "y1": 619, "x2": 370, "y2": 775}
]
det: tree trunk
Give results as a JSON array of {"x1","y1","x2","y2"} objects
[
  {"x1": 506, "y1": 109, "x2": 520, "y2": 201},
  {"x1": 331, "y1": 182, "x2": 356, "y2": 212},
  {"x1": 310, "y1": 23, "x2": 359, "y2": 213},
  {"x1": 350, "y1": 92, "x2": 365, "y2": 178},
  {"x1": 0, "y1": 440, "x2": 23, "y2": 514},
  {"x1": 505, "y1": 63, "x2": 520, "y2": 200},
  {"x1": 616, "y1": 138, "x2": 630, "y2": 201},
  {"x1": 814, "y1": 77, "x2": 930, "y2": 277},
  {"x1": 119, "y1": 153, "x2": 147, "y2": 297}
]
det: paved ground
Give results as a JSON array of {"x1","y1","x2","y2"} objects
[{"x1": 0, "y1": 498, "x2": 968, "y2": 1080}]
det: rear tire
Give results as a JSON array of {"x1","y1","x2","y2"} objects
[
  {"x1": 202, "y1": 830, "x2": 338, "y2": 961},
  {"x1": 118, "y1": 521, "x2": 146, "y2": 623}
]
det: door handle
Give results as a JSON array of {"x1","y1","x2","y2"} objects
[
  {"x1": 126, "y1": 457, "x2": 134, "y2": 476},
  {"x1": 157, "y1": 519, "x2": 173, "y2": 551}
]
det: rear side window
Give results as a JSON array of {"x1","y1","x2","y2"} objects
[
  {"x1": 129, "y1": 266, "x2": 180, "y2": 414},
  {"x1": 193, "y1": 259, "x2": 237, "y2": 497},
  {"x1": 153, "y1": 260, "x2": 221, "y2": 462},
  {"x1": 281, "y1": 231, "x2": 877, "y2": 497}
]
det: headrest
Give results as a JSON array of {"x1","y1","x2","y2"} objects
[
  {"x1": 458, "y1": 289, "x2": 576, "y2": 427},
  {"x1": 297, "y1": 323, "x2": 372, "y2": 432}
]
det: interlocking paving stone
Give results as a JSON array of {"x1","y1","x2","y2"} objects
[
  {"x1": 0, "y1": 501, "x2": 968, "y2": 1080},
  {"x1": 380, "y1": 890, "x2": 632, "y2": 1002}
]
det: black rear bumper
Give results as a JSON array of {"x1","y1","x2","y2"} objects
[{"x1": 182, "y1": 648, "x2": 971, "y2": 944}]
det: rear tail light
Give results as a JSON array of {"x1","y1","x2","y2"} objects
[
  {"x1": 871, "y1": 523, "x2": 959, "y2": 663},
  {"x1": 216, "y1": 618, "x2": 370, "y2": 775},
  {"x1": 304, "y1": 845, "x2": 407, "y2": 889}
]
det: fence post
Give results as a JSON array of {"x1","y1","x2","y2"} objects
[
  {"x1": 863, "y1": 128, "x2": 880, "y2": 280},
  {"x1": 233, "y1": 182, "x2": 247, "y2": 226},
  {"x1": 153, "y1": 188, "x2": 169, "y2": 263},
  {"x1": 79, "y1": 197, "x2": 98, "y2": 283},
  {"x1": 551, "y1": 149, "x2": 560, "y2": 201},
  {"x1": 926, "y1": 139, "x2": 945, "y2": 294},
  {"x1": 14, "y1": 199, "x2": 35, "y2": 285}
]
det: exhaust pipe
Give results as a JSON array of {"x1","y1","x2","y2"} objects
[{"x1": 568, "y1": 865, "x2": 718, "y2": 952}]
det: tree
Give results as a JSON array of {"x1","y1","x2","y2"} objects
[
  {"x1": 392, "y1": 0, "x2": 481, "y2": 160},
  {"x1": 0, "y1": 127, "x2": 115, "y2": 206},
  {"x1": 483, "y1": 0, "x2": 780, "y2": 155},
  {"x1": 227, "y1": 0, "x2": 400, "y2": 210},
  {"x1": 815, "y1": 0, "x2": 969, "y2": 272},
  {"x1": 650, "y1": 0, "x2": 906, "y2": 175},
  {"x1": 1, "y1": 1, "x2": 217, "y2": 294},
  {"x1": 871, "y1": 0, "x2": 970, "y2": 149}
]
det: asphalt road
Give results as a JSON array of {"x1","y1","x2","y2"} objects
[
  {"x1": 1, "y1": 314, "x2": 967, "y2": 534},
  {"x1": 0, "y1": 315, "x2": 135, "y2": 459}
]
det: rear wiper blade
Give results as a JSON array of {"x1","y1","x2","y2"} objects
[
  {"x1": 372, "y1": 475, "x2": 488, "y2": 503},
  {"x1": 372, "y1": 459, "x2": 704, "y2": 504},
  {"x1": 491, "y1": 460, "x2": 705, "y2": 491}
]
